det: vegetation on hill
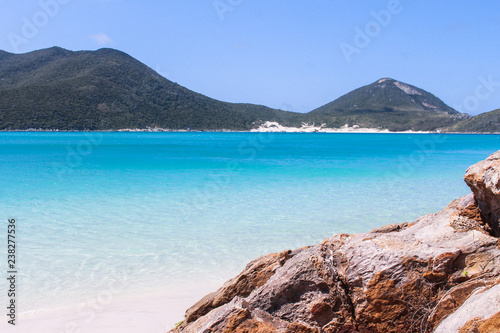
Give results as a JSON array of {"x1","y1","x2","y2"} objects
[
  {"x1": 446, "y1": 109, "x2": 500, "y2": 133},
  {"x1": 0, "y1": 47, "x2": 299, "y2": 130},
  {"x1": 0, "y1": 47, "x2": 477, "y2": 132},
  {"x1": 304, "y1": 78, "x2": 468, "y2": 131}
]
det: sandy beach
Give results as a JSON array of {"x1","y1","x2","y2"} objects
[
  {"x1": 249, "y1": 121, "x2": 432, "y2": 133},
  {"x1": 0, "y1": 286, "x2": 216, "y2": 333}
]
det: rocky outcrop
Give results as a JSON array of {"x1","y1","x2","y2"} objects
[
  {"x1": 171, "y1": 151, "x2": 500, "y2": 333},
  {"x1": 464, "y1": 151, "x2": 500, "y2": 236},
  {"x1": 434, "y1": 281, "x2": 500, "y2": 332},
  {"x1": 184, "y1": 250, "x2": 293, "y2": 323}
]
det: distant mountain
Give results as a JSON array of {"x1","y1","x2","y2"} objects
[
  {"x1": 305, "y1": 78, "x2": 469, "y2": 131},
  {"x1": 446, "y1": 109, "x2": 500, "y2": 133},
  {"x1": 0, "y1": 47, "x2": 473, "y2": 131},
  {"x1": 0, "y1": 47, "x2": 298, "y2": 130}
]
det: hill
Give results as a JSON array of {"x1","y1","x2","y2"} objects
[
  {"x1": 0, "y1": 47, "x2": 473, "y2": 131},
  {"x1": 0, "y1": 47, "x2": 299, "y2": 130},
  {"x1": 305, "y1": 78, "x2": 468, "y2": 131},
  {"x1": 446, "y1": 108, "x2": 500, "y2": 133}
]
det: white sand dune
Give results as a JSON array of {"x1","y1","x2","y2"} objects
[{"x1": 250, "y1": 121, "x2": 431, "y2": 133}]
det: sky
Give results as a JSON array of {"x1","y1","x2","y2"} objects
[{"x1": 0, "y1": 0, "x2": 499, "y2": 115}]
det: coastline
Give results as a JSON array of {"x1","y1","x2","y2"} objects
[
  {"x1": 0, "y1": 128, "x2": 494, "y2": 134},
  {"x1": 0, "y1": 125, "x2": 497, "y2": 134}
]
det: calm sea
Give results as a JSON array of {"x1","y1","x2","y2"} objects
[{"x1": 0, "y1": 132, "x2": 498, "y2": 312}]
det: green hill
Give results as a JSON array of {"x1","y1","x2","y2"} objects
[
  {"x1": 0, "y1": 47, "x2": 298, "y2": 130},
  {"x1": 446, "y1": 109, "x2": 500, "y2": 133},
  {"x1": 0, "y1": 47, "x2": 473, "y2": 132},
  {"x1": 304, "y1": 78, "x2": 468, "y2": 131}
]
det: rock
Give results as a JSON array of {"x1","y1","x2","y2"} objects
[
  {"x1": 174, "y1": 297, "x2": 290, "y2": 333},
  {"x1": 458, "y1": 312, "x2": 500, "y2": 333},
  {"x1": 370, "y1": 222, "x2": 410, "y2": 234},
  {"x1": 181, "y1": 250, "x2": 293, "y2": 325},
  {"x1": 434, "y1": 280, "x2": 500, "y2": 332},
  {"x1": 171, "y1": 152, "x2": 500, "y2": 333},
  {"x1": 464, "y1": 151, "x2": 500, "y2": 236},
  {"x1": 245, "y1": 239, "x2": 355, "y2": 331},
  {"x1": 429, "y1": 276, "x2": 498, "y2": 325},
  {"x1": 370, "y1": 223, "x2": 400, "y2": 233}
]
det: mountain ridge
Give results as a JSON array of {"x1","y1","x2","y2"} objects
[
  {"x1": 0, "y1": 46, "x2": 483, "y2": 132},
  {"x1": 312, "y1": 78, "x2": 459, "y2": 115},
  {"x1": 0, "y1": 46, "x2": 299, "y2": 130},
  {"x1": 446, "y1": 108, "x2": 500, "y2": 133},
  {"x1": 303, "y1": 77, "x2": 468, "y2": 131}
]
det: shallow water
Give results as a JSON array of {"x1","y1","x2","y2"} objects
[{"x1": 0, "y1": 132, "x2": 498, "y2": 312}]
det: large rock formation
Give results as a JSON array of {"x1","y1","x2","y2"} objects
[
  {"x1": 171, "y1": 152, "x2": 500, "y2": 333},
  {"x1": 464, "y1": 151, "x2": 500, "y2": 236}
]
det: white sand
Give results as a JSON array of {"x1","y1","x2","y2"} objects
[
  {"x1": 0, "y1": 285, "x2": 216, "y2": 333},
  {"x1": 250, "y1": 121, "x2": 432, "y2": 133},
  {"x1": 7, "y1": 124, "x2": 434, "y2": 133}
]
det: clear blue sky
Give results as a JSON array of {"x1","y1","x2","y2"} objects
[{"x1": 1, "y1": 0, "x2": 499, "y2": 115}]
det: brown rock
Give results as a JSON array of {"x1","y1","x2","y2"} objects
[
  {"x1": 459, "y1": 312, "x2": 500, "y2": 333},
  {"x1": 450, "y1": 195, "x2": 492, "y2": 234},
  {"x1": 184, "y1": 250, "x2": 293, "y2": 323},
  {"x1": 178, "y1": 297, "x2": 289, "y2": 333},
  {"x1": 246, "y1": 241, "x2": 353, "y2": 329},
  {"x1": 461, "y1": 201, "x2": 484, "y2": 222},
  {"x1": 433, "y1": 251, "x2": 461, "y2": 274},
  {"x1": 369, "y1": 222, "x2": 411, "y2": 234},
  {"x1": 362, "y1": 272, "x2": 407, "y2": 328},
  {"x1": 370, "y1": 223, "x2": 400, "y2": 233},
  {"x1": 310, "y1": 301, "x2": 334, "y2": 326},
  {"x1": 464, "y1": 150, "x2": 500, "y2": 236},
  {"x1": 434, "y1": 280, "x2": 500, "y2": 332},
  {"x1": 430, "y1": 277, "x2": 495, "y2": 325}
]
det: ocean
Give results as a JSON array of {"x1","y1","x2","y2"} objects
[{"x1": 0, "y1": 132, "x2": 499, "y2": 316}]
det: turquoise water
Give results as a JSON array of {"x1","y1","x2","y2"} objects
[{"x1": 0, "y1": 132, "x2": 499, "y2": 311}]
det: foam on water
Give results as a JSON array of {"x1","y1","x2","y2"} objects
[{"x1": 0, "y1": 132, "x2": 499, "y2": 312}]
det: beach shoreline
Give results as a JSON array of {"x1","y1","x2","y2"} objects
[
  {"x1": 1, "y1": 127, "x2": 494, "y2": 134},
  {"x1": 0, "y1": 285, "x2": 217, "y2": 333},
  {"x1": 0, "y1": 128, "x2": 435, "y2": 133}
]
